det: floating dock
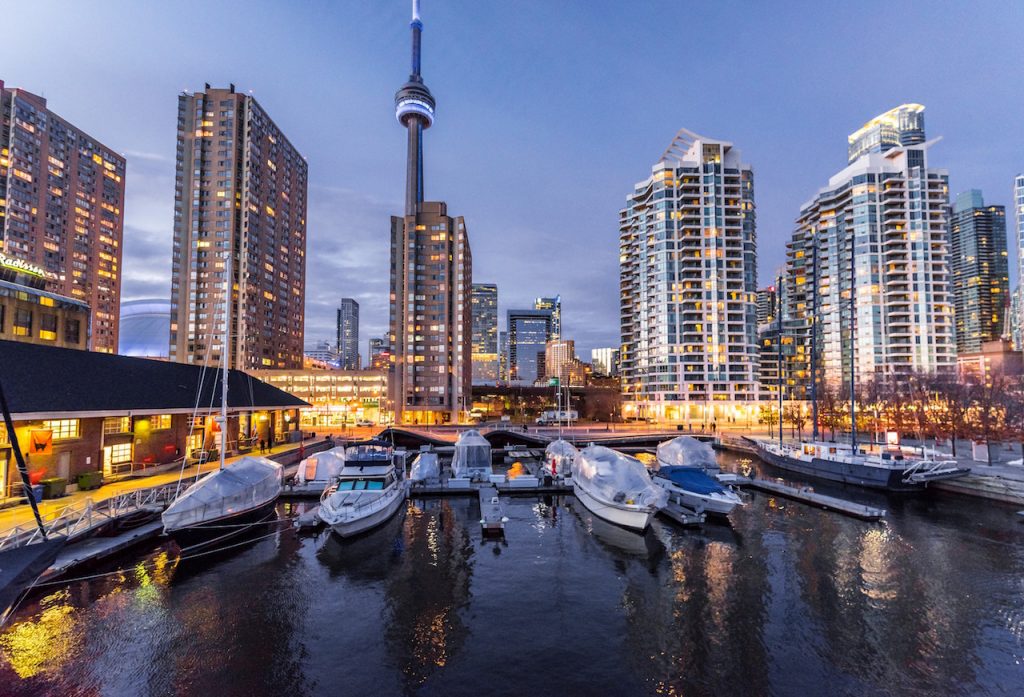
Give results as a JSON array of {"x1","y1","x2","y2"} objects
[
  {"x1": 40, "y1": 520, "x2": 164, "y2": 582},
  {"x1": 740, "y1": 478, "x2": 886, "y2": 521},
  {"x1": 658, "y1": 501, "x2": 705, "y2": 527}
]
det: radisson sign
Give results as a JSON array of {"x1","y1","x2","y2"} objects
[{"x1": 0, "y1": 252, "x2": 45, "y2": 278}]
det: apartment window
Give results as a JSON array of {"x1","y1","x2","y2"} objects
[
  {"x1": 39, "y1": 313, "x2": 58, "y2": 341},
  {"x1": 65, "y1": 318, "x2": 81, "y2": 345},
  {"x1": 103, "y1": 416, "x2": 132, "y2": 435},
  {"x1": 151, "y1": 414, "x2": 172, "y2": 430},
  {"x1": 13, "y1": 309, "x2": 31, "y2": 336},
  {"x1": 43, "y1": 419, "x2": 80, "y2": 440}
]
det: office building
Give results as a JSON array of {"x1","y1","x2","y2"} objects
[
  {"x1": 304, "y1": 340, "x2": 339, "y2": 366},
  {"x1": 949, "y1": 190, "x2": 1008, "y2": 354},
  {"x1": 534, "y1": 296, "x2": 561, "y2": 339},
  {"x1": 785, "y1": 105, "x2": 955, "y2": 391},
  {"x1": 619, "y1": 129, "x2": 759, "y2": 423},
  {"x1": 337, "y1": 298, "x2": 359, "y2": 369},
  {"x1": 506, "y1": 308, "x2": 552, "y2": 385},
  {"x1": 0, "y1": 251, "x2": 89, "y2": 350},
  {"x1": 389, "y1": 3, "x2": 472, "y2": 424},
  {"x1": 0, "y1": 80, "x2": 126, "y2": 352},
  {"x1": 253, "y1": 368, "x2": 388, "y2": 429},
  {"x1": 590, "y1": 347, "x2": 619, "y2": 377},
  {"x1": 168, "y1": 84, "x2": 308, "y2": 370},
  {"x1": 368, "y1": 337, "x2": 390, "y2": 370},
  {"x1": 1014, "y1": 175, "x2": 1024, "y2": 347},
  {"x1": 498, "y1": 330, "x2": 508, "y2": 383},
  {"x1": 545, "y1": 339, "x2": 575, "y2": 383},
  {"x1": 846, "y1": 104, "x2": 925, "y2": 164},
  {"x1": 471, "y1": 283, "x2": 499, "y2": 385}
]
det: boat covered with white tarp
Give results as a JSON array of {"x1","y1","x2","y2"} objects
[
  {"x1": 657, "y1": 436, "x2": 719, "y2": 473},
  {"x1": 543, "y1": 439, "x2": 578, "y2": 479},
  {"x1": 162, "y1": 456, "x2": 283, "y2": 549},
  {"x1": 451, "y1": 430, "x2": 492, "y2": 481},
  {"x1": 291, "y1": 447, "x2": 347, "y2": 494},
  {"x1": 409, "y1": 451, "x2": 440, "y2": 483},
  {"x1": 571, "y1": 446, "x2": 666, "y2": 531}
]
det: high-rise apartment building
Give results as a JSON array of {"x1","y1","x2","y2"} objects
[
  {"x1": 1013, "y1": 175, "x2": 1024, "y2": 348},
  {"x1": 368, "y1": 336, "x2": 390, "y2": 370},
  {"x1": 755, "y1": 286, "x2": 777, "y2": 326},
  {"x1": 619, "y1": 129, "x2": 758, "y2": 422},
  {"x1": 785, "y1": 105, "x2": 955, "y2": 391},
  {"x1": 337, "y1": 297, "x2": 359, "y2": 369},
  {"x1": 507, "y1": 308, "x2": 552, "y2": 385},
  {"x1": 949, "y1": 190, "x2": 1008, "y2": 354},
  {"x1": 846, "y1": 104, "x2": 925, "y2": 164},
  {"x1": 471, "y1": 283, "x2": 498, "y2": 385},
  {"x1": 389, "y1": 3, "x2": 472, "y2": 424},
  {"x1": 590, "y1": 347, "x2": 620, "y2": 377},
  {"x1": 534, "y1": 296, "x2": 561, "y2": 339},
  {"x1": 545, "y1": 339, "x2": 575, "y2": 383},
  {"x1": 169, "y1": 84, "x2": 307, "y2": 370},
  {"x1": 0, "y1": 80, "x2": 126, "y2": 352}
]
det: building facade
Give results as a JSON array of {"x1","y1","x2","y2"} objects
[
  {"x1": 785, "y1": 105, "x2": 955, "y2": 391},
  {"x1": 590, "y1": 347, "x2": 620, "y2": 376},
  {"x1": 388, "y1": 6, "x2": 472, "y2": 424},
  {"x1": 0, "y1": 80, "x2": 126, "y2": 352},
  {"x1": 0, "y1": 252, "x2": 89, "y2": 350},
  {"x1": 949, "y1": 190, "x2": 1008, "y2": 354},
  {"x1": 534, "y1": 296, "x2": 561, "y2": 339},
  {"x1": 619, "y1": 129, "x2": 758, "y2": 423},
  {"x1": 168, "y1": 84, "x2": 308, "y2": 370},
  {"x1": 507, "y1": 308, "x2": 552, "y2": 385},
  {"x1": 544, "y1": 339, "x2": 575, "y2": 384},
  {"x1": 337, "y1": 298, "x2": 359, "y2": 369},
  {"x1": 1014, "y1": 175, "x2": 1024, "y2": 348},
  {"x1": 253, "y1": 369, "x2": 388, "y2": 429},
  {"x1": 471, "y1": 283, "x2": 499, "y2": 385},
  {"x1": 846, "y1": 103, "x2": 925, "y2": 164},
  {"x1": 368, "y1": 337, "x2": 390, "y2": 370}
]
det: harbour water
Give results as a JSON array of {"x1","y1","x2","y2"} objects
[{"x1": 1, "y1": 452, "x2": 1022, "y2": 696}]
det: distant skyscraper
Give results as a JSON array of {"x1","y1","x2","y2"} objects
[
  {"x1": 368, "y1": 336, "x2": 390, "y2": 370},
  {"x1": 545, "y1": 339, "x2": 575, "y2": 384},
  {"x1": 389, "y1": 2, "x2": 472, "y2": 423},
  {"x1": 169, "y1": 84, "x2": 307, "y2": 369},
  {"x1": 0, "y1": 80, "x2": 126, "y2": 352},
  {"x1": 1014, "y1": 175, "x2": 1024, "y2": 348},
  {"x1": 471, "y1": 283, "x2": 499, "y2": 384},
  {"x1": 498, "y1": 330, "x2": 508, "y2": 383},
  {"x1": 590, "y1": 347, "x2": 619, "y2": 376},
  {"x1": 507, "y1": 308, "x2": 552, "y2": 385},
  {"x1": 846, "y1": 103, "x2": 925, "y2": 164},
  {"x1": 620, "y1": 129, "x2": 758, "y2": 422},
  {"x1": 949, "y1": 190, "x2": 1008, "y2": 354},
  {"x1": 786, "y1": 104, "x2": 954, "y2": 390},
  {"x1": 337, "y1": 298, "x2": 360, "y2": 369},
  {"x1": 304, "y1": 340, "x2": 339, "y2": 365},
  {"x1": 534, "y1": 296, "x2": 561, "y2": 339}
]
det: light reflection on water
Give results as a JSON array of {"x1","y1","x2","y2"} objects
[{"x1": 0, "y1": 451, "x2": 1022, "y2": 696}]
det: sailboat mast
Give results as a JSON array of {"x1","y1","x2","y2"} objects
[{"x1": 220, "y1": 252, "x2": 232, "y2": 470}]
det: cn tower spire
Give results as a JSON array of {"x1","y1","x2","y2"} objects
[{"x1": 395, "y1": 0, "x2": 435, "y2": 216}]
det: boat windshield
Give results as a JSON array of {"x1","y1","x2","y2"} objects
[
  {"x1": 336, "y1": 477, "x2": 388, "y2": 491},
  {"x1": 344, "y1": 444, "x2": 392, "y2": 461}
]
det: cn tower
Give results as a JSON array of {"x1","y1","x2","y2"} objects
[{"x1": 395, "y1": 0, "x2": 435, "y2": 216}]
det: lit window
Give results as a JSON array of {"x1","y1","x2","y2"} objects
[
  {"x1": 43, "y1": 419, "x2": 80, "y2": 440},
  {"x1": 103, "y1": 416, "x2": 132, "y2": 435}
]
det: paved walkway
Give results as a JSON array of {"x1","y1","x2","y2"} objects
[{"x1": 0, "y1": 438, "x2": 322, "y2": 536}]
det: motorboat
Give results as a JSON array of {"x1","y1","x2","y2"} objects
[
  {"x1": 162, "y1": 455, "x2": 283, "y2": 550},
  {"x1": 318, "y1": 439, "x2": 407, "y2": 538},
  {"x1": 571, "y1": 446, "x2": 667, "y2": 532},
  {"x1": 652, "y1": 466, "x2": 743, "y2": 517},
  {"x1": 290, "y1": 447, "x2": 347, "y2": 495},
  {"x1": 755, "y1": 440, "x2": 971, "y2": 492},
  {"x1": 451, "y1": 429, "x2": 493, "y2": 482},
  {"x1": 657, "y1": 436, "x2": 719, "y2": 474},
  {"x1": 409, "y1": 451, "x2": 440, "y2": 484},
  {"x1": 478, "y1": 485, "x2": 507, "y2": 537},
  {"x1": 543, "y1": 439, "x2": 578, "y2": 479}
]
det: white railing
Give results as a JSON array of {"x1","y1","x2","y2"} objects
[{"x1": 0, "y1": 482, "x2": 180, "y2": 551}]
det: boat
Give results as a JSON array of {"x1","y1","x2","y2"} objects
[
  {"x1": 543, "y1": 439, "x2": 578, "y2": 479},
  {"x1": 318, "y1": 439, "x2": 408, "y2": 538},
  {"x1": 162, "y1": 252, "x2": 283, "y2": 550},
  {"x1": 754, "y1": 439, "x2": 971, "y2": 492},
  {"x1": 478, "y1": 485, "x2": 507, "y2": 537},
  {"x1": 290, "y1": 447, "x2": 347, "y2": 495},
  {"x1": 652, "y1": 466, "x2": 743, "y2": 517},
  {"x1": 409, "y1": 450, "x2": 440, "y2": 484},
  {"x1": 451, "y1": 429, "x2": 493, "y2": 482},
  {"x1": 656, "y1": 436, "x2": 719, "y2": 474},
  {"x1": 571, "y1": 445, "x2": 667, "y2": 531}
]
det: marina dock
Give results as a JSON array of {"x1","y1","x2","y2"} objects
[{"x1": 740, "y1": 478, "x2": 887, "y2": 521}]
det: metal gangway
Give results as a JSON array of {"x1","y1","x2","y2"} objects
[{"x1": 0, "y1": 482, "x2": 181, "y2": 551}]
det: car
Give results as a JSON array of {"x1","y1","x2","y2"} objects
[{"x1": 355, "y1": 419, "x2": 375, "y2": 428}]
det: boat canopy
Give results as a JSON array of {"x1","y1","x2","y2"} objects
[
  {"x1": 545, "y1": 439, "x2": 578, "y2": 476},
  {"x1": 344, "y1": 440, "x2": 393, "y2": 463},
  {"x1": 656, "y1": 466, "x2": 725, "y2": 495},
  {"x1": 163, "y1": 456, "x2": 282, "y2": 532},
  {"x1": 409, "y1": 452, "x2": 440, "y2": 482},
  {"x1": 451, "y1": 430, "x2": 492, "y2": 479},
  {"x1": 573, "y1": 446, "x2": 667, "y2": 509},
  {"x1": 296, "y1": 448, "x2": 346, "y2": 484},
  {"x1": 657, "y1": 436, "x2": 718, "y2": 472}
]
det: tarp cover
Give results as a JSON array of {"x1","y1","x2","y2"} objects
[
  {"x1": 656, "y1": 466, "x2": 725, "y2": 495},
  {"x1": 409, "y1": 452, "x2": 440, "y2": 482},
  {"x1": 297, "y1": 449, "x2": 346, "y2": 484},
  {"x1": 573, "y1": 446, "x2": 667, "y2": 509},
  {"x1": 657, "y1": 436, "x2": 718, "y2": 472},
  {"x1": 451, "y1": 430, "x2": 493, "y2": 479},
  {"x1": 545, "y1": 439, "x2": 578, "y2": 476},
  {"x1": 163, "y1": 456, "x2": 282, "y2": 531}
]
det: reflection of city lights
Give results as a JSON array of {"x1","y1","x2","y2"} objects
[
  {"x1": 0, "y1": 590, "x2": 79, "y2": 678},
  {"x1": 859, "y1": 527, "x2": 898, "y2": 603}
]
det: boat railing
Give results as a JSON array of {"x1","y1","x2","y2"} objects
[
  {"x1": 0, "y1": 482, "x2": 181, "y2": 551},
  {"x1": 901, "y1": 458, "x2": 970, "y2": 484}
]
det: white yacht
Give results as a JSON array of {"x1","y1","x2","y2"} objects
[
  {"x1": 543, "y1": 439, "x2": 578, "y2": 479},
  {"x1": 572, "y1": 446, "x2": 667, "y2": 532},
  {"x1": 318, "y1": 439, "x2": 407, "y2": 538}
]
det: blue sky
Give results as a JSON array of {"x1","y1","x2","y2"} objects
[{"x1": 4, "y1": 1, "x2": 1023, "y2": 356}]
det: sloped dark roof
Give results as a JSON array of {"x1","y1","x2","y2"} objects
[{"x1": 0, "y1": 340, "x2": 308, "y2": 417}]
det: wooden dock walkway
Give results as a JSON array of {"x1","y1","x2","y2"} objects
[
  {"x1": 40, "y1": 520, "x2": 165, "y2": 582},
  {"x1": 740, "y1": 478, "x2": 886, "y2": 521}
]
